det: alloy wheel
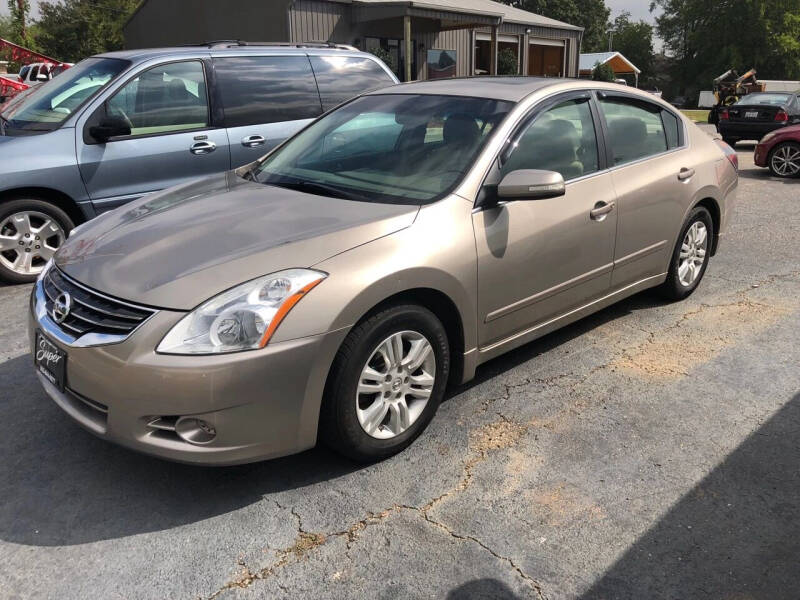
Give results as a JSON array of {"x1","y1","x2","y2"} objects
[
  {"x1": 678, "y1": 221, "x2": 708, "y2": 287},
  {"x1": 356, "y1": 330, "x2": 436, "y2": 440},
  {"x1": 770, "y1": 144, "x2": 800, "y2": 177},
  {"x1": 0, "y1": 211, "x2": 66, "y2": 276}
]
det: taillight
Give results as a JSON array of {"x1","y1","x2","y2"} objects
[
  {"x1": 715, "y1": 139, "x2": 738, "y2": 172},
  {"x1": 719, "y1": 108, "x2": 729, "y2": 121},
  {"x1": 775, "y1": 110, "x2": 788, "y2": 122}
]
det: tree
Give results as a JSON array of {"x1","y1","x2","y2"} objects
[
  {"x1": 35, "y1": 0, "x2": 139, "y2": 63},
  {"x1": 592, "y1": 60, "x2": 615, "y2": 81},
  {"x1": 498, "y1": 47, "x2": 518, "y2": 75},
  {"x1": 5, "y1": 0, "x2": 34, "y2": 46},
  {"x1": 502, "y1": 0, "x2": 610, "y2": 52},
  {"x1": 610, "y1": 11, "x2": 654, "y2": 85},
  {"x1": 651, "y1": 0, "x2": 800, "y2": 100}
]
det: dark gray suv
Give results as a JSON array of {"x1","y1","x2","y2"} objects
[{"x1": 0, "y1": 42, "x2": 397, "y2": 282}]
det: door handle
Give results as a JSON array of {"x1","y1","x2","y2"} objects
[
  {"x1": 241, "y1": 134, "x2": 266, "y2": 148},
  {"x1": 190, "y1": 141, "x2": 216, "y2": 155},
  {"x1": 678, "y1": 167, "x2": 695, "y2": 181},
  {"x1": 590, "y1": 201, "x2": 615, "y2": 221}
]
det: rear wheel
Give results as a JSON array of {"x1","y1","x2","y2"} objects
[
  {"x1": 0, "y1": 199, "x2": 73, "y2": 284},
  {"x1": 768, "y1": 142, "x2": 800, "y2": 178},
  {"x1": 320, "y1": 304, "x2": 450, "y2": 462},
  {"x1": 658, "y1": 206, "x2": 713, "y2": 301}
]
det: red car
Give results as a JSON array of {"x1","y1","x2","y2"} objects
[{"x1": 754, "y1": 124, "x2": 800, "y2": 177}]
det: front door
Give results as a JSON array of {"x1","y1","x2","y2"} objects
[
  {"x1": 77, "y1": 60, "x2": 230, "y2": 211},
  {"x1": 473, "y1": 94, "x2": 617, "y2": 348}
]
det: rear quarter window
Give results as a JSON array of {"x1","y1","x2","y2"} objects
[
  {"x1": 214, "y1": 55, "x2": 323, "y2": 128},
  {"x1": 310, "y1": 56, "x2": 395, "y2": 111},
  {"x1": 661, "y1": 109, "x2": 681, "y2": 149}
]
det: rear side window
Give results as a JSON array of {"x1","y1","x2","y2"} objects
[
  {"x1": 661, "y1": 109, "x2": 681, "y2": 149},
  {"x1": 310, "y1": 56, "x2": 395, "y2": 111},
  {"x1": 599, "y1": 97, "x2": 668, "y2": 165},
  {"x1": 214, "y1": 56, "x2": 322, "y2": 128}
]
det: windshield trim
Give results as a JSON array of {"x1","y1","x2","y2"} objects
[
  {"x1": 1, "y1": 57, "x2": 131, "y2": 135},
  {"x1": 253, "y1": 93, "x2": 516, "y2": 206}
]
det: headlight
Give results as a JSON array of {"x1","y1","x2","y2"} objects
[
  {"x1": 157, "y1": 269, "x2": 326, "y2": 355},
  {"x1": 760, "y1": 132, "x2": 777, "y2": 144}
]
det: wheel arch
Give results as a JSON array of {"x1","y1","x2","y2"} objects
[
  {"x1": 0, "y1": 187, "x2": 88, "y2": 226},
  {"x1": 693, "y1": 197, "x2": 721, "y2": 256}
]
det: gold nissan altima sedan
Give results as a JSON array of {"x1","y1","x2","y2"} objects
[{"x1": 30, "y1": 78, "x2": 738, "y2": 464}]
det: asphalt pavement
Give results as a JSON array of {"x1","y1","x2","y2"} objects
[{"x1": 1, "y1": 126, "x2": 799, "y2": 599}]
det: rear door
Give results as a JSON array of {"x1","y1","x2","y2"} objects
[
  {"x1": 213, "y1": 54, "x2": 323, "y2": 167},
  {"x1": 77, "y1": 59, "x2": 230, "y2": 210},
  {"x1": 596, "y1": 93, "x2": 694, "y2": 287}
]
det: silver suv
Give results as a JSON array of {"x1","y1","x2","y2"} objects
[{"x1": 0, "y1": 42, "x2": 397, "y2": 283}]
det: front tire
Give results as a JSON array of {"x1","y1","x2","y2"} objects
[
  {"x1": 658, "y1": 206, "x2": 713, "y2": 301},
  {"x1": 320, "y1": 304, "x2": 450, "y2": 462},
  {"x1": 0, "y1": 199, "x2": 73, "y2": 284},
  {"x1": 768, "y1": 142, "x2": 800, "y2": 178}
]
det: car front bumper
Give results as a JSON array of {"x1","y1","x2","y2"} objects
[{"x1": 29, "y1": 279, "x2": 347, "y2": 465}]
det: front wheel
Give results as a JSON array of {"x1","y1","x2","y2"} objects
[
  {"x1": 0, "y1": 199, "x2": 73, "y2": 284},
  {"x1": 658, "y1": 206, "x2": 713, "y2": 301},
  {"x1": 768, "y1": 142, "x2": 800, "y2": 178},
  {"x1": 320, "y1": 304, "x2": 450, "y2": 462}
]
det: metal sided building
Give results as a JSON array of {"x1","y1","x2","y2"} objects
[{"x1": 123, "y1": 0, "x2": 583, "y2": 81}]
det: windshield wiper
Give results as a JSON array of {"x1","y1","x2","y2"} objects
[{"x1": 267, "y1": 178, "x2": 371, "y2": 202}]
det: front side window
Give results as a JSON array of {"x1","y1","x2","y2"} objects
[
  {"x1": 106, "y1": 60, "x2": 209, "y2": 137},
  {"x1": 310, "y1": 56, "x2": 395, "y2": 111},
  {"x1": 214, "y1": 56, "x2": 322, "y2": 127},
  {"x1": 255, "y1": 94, "x2": 513, "y2": 204},
  {"x1": 501, "y1": 97, "x2": 599, "y2": 182},
  {"x1": 1, "y1": 57, "x2": 128, "y2": 133},
  {"x1": 599, "y1": 97, "x2": 668, "y2": 165}
]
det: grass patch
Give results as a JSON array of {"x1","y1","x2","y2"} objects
[{"x1": 681, "y1": 109, "x2": 710, "y2": 123}]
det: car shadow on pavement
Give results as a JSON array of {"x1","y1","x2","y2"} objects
[
  {"x1": 0, "y1": 290, "x2": 663, "y2": 548},
  {"x1": 579, "y1": 392, "x2": 800, "y2": 599}
]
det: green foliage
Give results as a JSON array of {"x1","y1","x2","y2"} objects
[
  {"x1": 35, "y1": 0, "x2": 139, "y2": 63},
  {"x1": 497, "y1": 47, "x2": 518, "y2": 75},
  {"x1": 592, "y1": 60, "x2": 615, "y2": 81},
  {"x1": 5, "y1": 0, "x2": 35, "y2": 46},
  {"x1": 651, "y1": 0, "x2": 800, "y2": 98},
  {"x1": 610, "y1": 11, "x2": 654, "y2": 84},
  {"x1": 0, "y1": 14, "x2": 13, "y2": 40},
  {"x1": 502, "y1": 0, "x2": 610, "y2": 52},
  {"x1": 368, "y1": 46, "x2": 397, "y2": 73}
]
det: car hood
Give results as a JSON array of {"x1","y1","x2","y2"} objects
[{"x1": 56, "y1": 172, "x2": 419, "y2": 309}]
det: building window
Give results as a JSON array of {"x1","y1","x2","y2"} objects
[{"x1": 426, "y1": 49, "x2": 457, "y2": 79}]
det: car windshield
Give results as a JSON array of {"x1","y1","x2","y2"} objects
[
  {"x1": 735, "y1": 93, "x2": 791, "y2": 106},
  {"x1": 255, "y1": 94, "x2": 514, "y2": 204},
  {"x1": 1, "y1": 57, "x2": 128, "y2": 134}
]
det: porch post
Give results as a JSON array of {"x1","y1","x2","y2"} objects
[
  {"x1": 404, "y1": 15, "x2": 412, "y2": 82},
  {"x1": 490, "y1": 25, "x2": 498, "y2": 75}
]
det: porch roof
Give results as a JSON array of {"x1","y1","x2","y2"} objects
[{"x1": 339, "y1": 0, "x2": 583, "y2": 31}]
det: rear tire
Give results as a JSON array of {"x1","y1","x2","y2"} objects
[
  {"x1": 768, "y1": 142, "x2": 800, "y2": 178},
  {"x1": 319, "y1": 304, "x2": 450, "y2": 462},
  {"x1": 0, "y1": 198, "x2": 73, "y2": 284},
  {"x1": 722, "y1": 137, "x2": 738, "y2": 148},
  {"x1": 658, "y1": 206, "x2": 713, "y2": 301}
]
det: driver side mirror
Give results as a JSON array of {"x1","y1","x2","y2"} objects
[
  {"x1": 89, "y1": 115, "x2": 131, "y2": 143},
  {"x1": 497, "y1": 169, "x2": 566, "y2": 201},
  {"x1": 36, "y1": 72, "x2": 49, "y2": 82}
]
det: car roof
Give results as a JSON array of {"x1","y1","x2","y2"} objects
[
  {"x1": 368, "y1": 76, "x2": 566, "y2": 102},
  {"x1": 94, "y1": 44, "x2": 373, "y2": 63}
]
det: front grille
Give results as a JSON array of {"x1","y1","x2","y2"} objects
[{"x1": 43, "y1": 267, "x2": 155, "y2": 338}]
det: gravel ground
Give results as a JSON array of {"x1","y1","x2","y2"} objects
[{"x1": 1, "y1": 128, "x2": 798, "y2": 599}]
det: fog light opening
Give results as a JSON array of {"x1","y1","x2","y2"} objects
[{"x1": 175, "y1": 417, "x2": 217, "y2": 445}]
